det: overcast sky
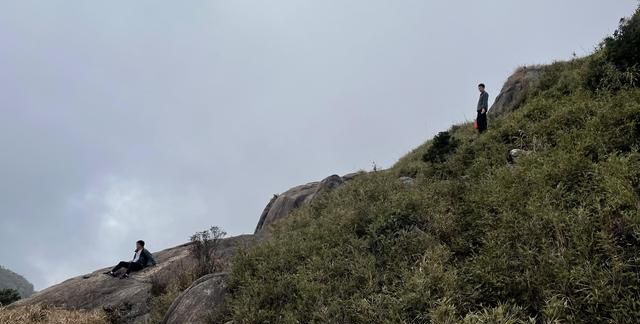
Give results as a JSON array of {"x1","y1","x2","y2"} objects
[{"x1": 0, "y1": 1, "x2": 637, "y2": 290}]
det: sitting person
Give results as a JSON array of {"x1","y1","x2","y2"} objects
[{"x1": 104, "y1": 240, "x2": 156, "y2": 279}]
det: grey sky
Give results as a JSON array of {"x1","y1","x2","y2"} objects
[{"x1": 0, "y1": 1, "x2": 636, "y2": 290}]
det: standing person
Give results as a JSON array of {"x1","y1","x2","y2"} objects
[
  {"x1": 477, "y1": 83, "x2": 489, "y2": 133},
  {"x1": 104, "y1": 240, "x2": 156, "y2": 279}
]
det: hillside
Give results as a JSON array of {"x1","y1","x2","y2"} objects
[
  {"x1": 3, "y1": 6, "x2": 640, "y2": 324},
  {"x1": 222, "y1": 8, "x2": 640, "y2": 324},
  {"x1": 0, "y1": 266, "x2": 34, "y2": 298}
]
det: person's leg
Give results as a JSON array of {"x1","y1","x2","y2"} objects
[
  {"x1": 104, "y1": 261, "x2": 129, "y2": 276},
  {"x1": 478, "y1": 112, "x2": 488, "y2": 133},
  {"x1": 111, "y1": 261, "x2": 130, "y2": 273},
  {"x1": 125, "y1": 262, "x2": 144, "y2": 275}
]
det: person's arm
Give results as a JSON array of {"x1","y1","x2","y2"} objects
[
  {"x1": 138, "y1": 251, "x2": 148, "y2": 266},
  {"x1": 482, "y1": 93, "x2": 489, "y2": 113},
  {"x1": 144, "y1": 249, "x2": 156, "y2": 266}
]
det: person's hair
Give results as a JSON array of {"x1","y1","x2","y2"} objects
[
  {"x1": 478, "y1": 83, "x2": 486, "y2": 88},
  {"x1": 136, "y1": 240, "x2": 145, "y2": 247}
]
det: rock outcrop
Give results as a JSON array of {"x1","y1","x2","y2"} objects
[
  {"x1": 162, "y1": 273, "x2": 228, "y2": 324},
  {"x1": 14, "y1": 173, "x2": 356, "y2": 323},
  {"x1": 254, "y1": 174, "x2": 357, "y2": 233},
  {"x1": 489, "y1": 66, "x2": 542, "y2": 117},
  {"x1": 13, "y1": 235, "x2": 254, "y2": 323}
]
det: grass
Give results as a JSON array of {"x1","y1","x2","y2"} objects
[
  {"x1": 222, "y1": 9, "x2": 640, "y2": 323},
  {"x1": 0, "y1": 305, "x2": 107, "y2": 324}
]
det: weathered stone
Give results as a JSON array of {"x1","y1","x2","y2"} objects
[
  {"x1": 507, "y1": 149, "x2": 531, "y2": 164},
  {"x1": 399, "y1": 176, "x2": 416, "y2": 186},
  {"x1": 162, "y1": 273, "x2": 228, "y2": 324},
  {"x1": 254, "y1": 174, "x2": 356, "y2": 233},
  {"x1": 489, "y1": 66, "x2": 542, "y2": 117}
]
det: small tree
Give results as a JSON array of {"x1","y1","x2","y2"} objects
[
  {"x1": 422, "y1": 131, "x2": 460, "y2": 164},
  {"x1": 190, "y1": 226, "x2": 227, "y2": 277},
  {"x1": 0, "y1": 288, "x2": 21, "y2": 306}
]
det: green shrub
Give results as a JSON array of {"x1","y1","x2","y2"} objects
[
  {"x1": 190, "y1": 226, "x2": 227, "y2": 278},
  {"x1": 604, "y1": 6, "x2": 640, "y2": 70},
  {"x1": 422, "y1": 131, "x2": 460, "y2": 164},
  {"x1": 0, "y1": 288, "x2": 20, "y2": 306}
]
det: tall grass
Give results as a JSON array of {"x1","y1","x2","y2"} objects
[{"x1": 0, "y1": 305, "x2": 106, "y2": 324}]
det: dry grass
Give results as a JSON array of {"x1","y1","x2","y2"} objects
[{"x1": 0, "y1": 305, "x2": 107, "y2": 324}]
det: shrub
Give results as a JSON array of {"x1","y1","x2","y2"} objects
[
  {"x1": 0, "y1": 288, "x2": 20, "y2": 306},
  {"x1": 422, "y1": 131, "x2": 460, "y2": 164},
  {"x1": 190, "y1": 226, "x2": 227, "y2": 277},
  {"x1": 604, "y1": 6, "x2": 640, "y2": 70},
  {"x1": 147, "y1": 227, "x2": 227, "y2": 324}
]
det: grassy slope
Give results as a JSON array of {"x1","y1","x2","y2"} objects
[{"x1": 225, "y1": 31, "x2": 640, "y2": 324}]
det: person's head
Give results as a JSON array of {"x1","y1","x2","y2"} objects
[
  {"x1": 136, "y1": 240, "x2": 145, "y2": 251},
  {"x1": 478, "y1": 83, "x2": 486, "y2": 92}
]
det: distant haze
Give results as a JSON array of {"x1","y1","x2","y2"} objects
[{"x1": 0, "y1": 0, "x2": 637, "y2": 290}]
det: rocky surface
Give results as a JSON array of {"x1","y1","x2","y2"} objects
[
  {"x1": 13, "y1": 235, "x2": 254, "y2": 323},
  {"x1": 254, "y1": 174, "x2": 356, "y2": 233},
  {"x1": 162, "y1": 273, "x2": 228, "y2": 324},
  {"x1": 489, "y1": 66, "x2": 542, "y2": 117}
]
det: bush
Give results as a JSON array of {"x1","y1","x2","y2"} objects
[
  {"x1": 0, "y1": 288, "x2": 20, "y2": 306},
  {"x1": 586, "y1": 6, "x2": 640, "y2": 92},
  {"x1": 422, "y1": 131, "x2": 460, "y2": 164},
  {"x1": 604, "y1": 6, "x2": 640, "y2": 70},
  {"x1": 190, "y1": 226, "x2": 227, "y2": 277},
  {"x1": 147, "y1": 227, "x2": 227, "y2": 324}
]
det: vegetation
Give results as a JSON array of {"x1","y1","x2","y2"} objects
[
  {"x1": 224, "y1": 7, "x2": 640, "y2": 324},
  {"x1": 0, "y1": 305, "x2": 106, "y2": 324},
  {"x1": 0, "y1": 289, "x2": 20, "y2": 306},
  {"x1": 586, "y1": 6, "x2": 640, "y2": 92},
  {"x1": 0, "y1": 266, "x2": 34, "y2": 298},
  {"x1": 148, "y1": 226, "x2": 227, "y2": 324},
  {"x1": 190, "y1": 226, "x2": 228, "y2": 277}
]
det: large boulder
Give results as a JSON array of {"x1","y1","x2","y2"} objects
[
  {"x1": 489, "y1": 66, "x2": 542, "y2": 117},
  {"x1": 162, "y1": 273, "x2": 228, "y2": 324},
  {"x1": 254, "y1": 174, "x2": 356, "y2": 233},
  {"x1": 13, "y1": 235, "x2": 254, "y2": 323}
]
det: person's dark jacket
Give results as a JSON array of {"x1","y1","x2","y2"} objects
[
  {"x1": 477, "y1": 91, "x2": 489, "y2": 112},
  {"x1": 133, "y1": 249, "x2": 156, "y2": 268}
]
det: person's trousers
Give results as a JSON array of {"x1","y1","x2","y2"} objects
[
  {"x1": 477, "y1": 111, "x2": 488, "y2": 133},
  {"x1": 111, "y1": 261, "x2": 144, "y2": 274}
]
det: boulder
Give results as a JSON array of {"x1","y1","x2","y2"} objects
[
  {"x1": 162, "y1": 273, "x2": 228, "y2": 324},
  {"x1": 399, "y1": 176, "x2": 416, "y2": 186},
  {"x1": 489, "y1": 66, "x2": 542, "y2": 117},
  {"x1": 507, "y1": 149, "x2": 531, "y2": 165},
  {"x1": 254, "y1": 174, "x2": 356, "y2": 233}
]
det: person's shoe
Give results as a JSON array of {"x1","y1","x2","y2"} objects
[
  {"x1": 119, "y1": 273, "x2": 129, "y2": 279},
  {"x1": 103, "y1": 271, "x2": 116, "y2": 277}
]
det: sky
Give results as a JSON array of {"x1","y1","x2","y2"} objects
[{"x1": 0, "y1": 1, "x2": 637, "y2": 290}]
